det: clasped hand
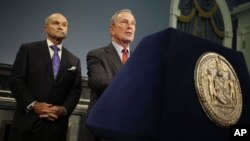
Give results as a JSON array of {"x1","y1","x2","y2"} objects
[{"x1": 33, "y1": 102, "x2": 65, "y2": 122}]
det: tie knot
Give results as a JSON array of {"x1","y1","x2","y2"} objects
[
  {"x1": 50, "y1": 45, "x2": 60, "y2": 52},
  {"x1": 122, "y1": 48, "x2": 128, "y2": 54},
  {"x1": 122, "y1": 48, "x2": 128, "y2": 64}
]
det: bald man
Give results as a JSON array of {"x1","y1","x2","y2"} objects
[{"x1": 8, "y1": 13, "x2": 82, "y2": 141}]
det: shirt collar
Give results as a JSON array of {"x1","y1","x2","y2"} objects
[
  {"x1": 47, "y1": 38, "x2": 63, "y2": 50},
  {"x1": 112, "y1": 41, "x2": 130, "y2": 53}
]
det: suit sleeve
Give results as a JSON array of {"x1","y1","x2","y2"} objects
[
  {"x1": 9, "y1": 45, "x2": 36, "y2": 112},
  {"x1": 63, "y1": 58, "x2": 82, "y2": 116},
  {"x1": 87, "y1": 51, "x2": 112, "y2": 96}
]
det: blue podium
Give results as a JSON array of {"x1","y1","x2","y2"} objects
[{"x1": 86, "y1": 28, "x2": 250, "y2": 141}]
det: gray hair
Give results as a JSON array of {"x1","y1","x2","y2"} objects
[{"x1": 110, "y1": 9, "x2": 134, "y2": 25}]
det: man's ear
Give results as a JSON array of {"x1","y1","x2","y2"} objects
[
  {"x1": 109, "y1": 25, "x2": 114, "y2": 35},
  {"x1": 43, "y1": 25, "x2": 47, "y2": 33}
]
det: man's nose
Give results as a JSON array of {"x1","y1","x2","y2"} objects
[
  {"x1": 57, "y1": 24, "x2": 64, "y2": 30},
  {"x1": 127, "y1": 23, "x2": 134, "y2": 29}
]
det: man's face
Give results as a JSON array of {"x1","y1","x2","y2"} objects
[
  {"x1": 110, "y1": 12, "x2": 136, "y2": 44},
  {"x1": 44, "y1": 14, "x2": 68, "y2": 40}
]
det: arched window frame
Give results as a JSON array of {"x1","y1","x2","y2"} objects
[{"x1": 169, "y1": 0, "x2": 232, "y2": 48}]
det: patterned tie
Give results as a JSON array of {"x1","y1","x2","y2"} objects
[
  {"x1": 122, "y1": 48, "x2": 128, "y2": 64},
  {"x1": 50, "y1": 45, "x2": 60, "y2": 79}
]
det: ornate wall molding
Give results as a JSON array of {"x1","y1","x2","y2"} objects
[{"x1": 169, "y1": 0, "x2": 232, "y2": 48}]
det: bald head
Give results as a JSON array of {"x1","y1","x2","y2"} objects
[
  {"x1": 45, "y1": 13, "x2": 68, "y2": 25},
  {"x1": 44, "y1": 13, "x2": 68, "y2": 44}
]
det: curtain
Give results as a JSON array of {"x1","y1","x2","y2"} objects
[{"x1": 177, "y1": 0, "x2": 225, "y2": 45}]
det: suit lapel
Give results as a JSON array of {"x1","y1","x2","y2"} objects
[
  {"x1": 39, "y1": 40, "x2": 55, "y2": 80},
  {"x1": 56, "y1": 47, "x2": 69, "y2": 80},
  {"x1": 105, "y1": 44, "x2": 122, "y2": 71}
]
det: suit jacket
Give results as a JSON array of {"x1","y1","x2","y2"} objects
[
  {"x1": 9, "y1": 40, "x2": 82, "y2": 134},
  {"x1": 86, "y1": 43, "x2": 123, "y2": 112}
]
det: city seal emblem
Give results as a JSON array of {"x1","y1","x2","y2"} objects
[{"x1": 194, "y1": 52, "x2": 242, "y2": 127}]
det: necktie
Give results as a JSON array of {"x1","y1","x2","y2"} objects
[
  {"x1": 50, "y1": 45, "x2": 60, "y2": 79},
  {"x1": 122, "y1": 48, "x2": 128, "y2": 64}
]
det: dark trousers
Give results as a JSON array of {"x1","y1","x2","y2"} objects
[{"x1": 8, "y1": 127, "x2": 67, "y2": 141}]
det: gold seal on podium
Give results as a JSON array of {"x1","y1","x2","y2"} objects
[{"x1": 194, "y1": 52, "x2": 242, "y2": 127}]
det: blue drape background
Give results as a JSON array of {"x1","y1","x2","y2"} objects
[{"x1": 177, "y1": 0, "x2": 225, "y2": 45}]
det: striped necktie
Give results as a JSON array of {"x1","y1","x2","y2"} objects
[
  {"x1": 50, "y1": 45, "x2": 60, "y2": 79},
  {"x1": 122, "y1": 48, "x2": 128, "y2": 64}
]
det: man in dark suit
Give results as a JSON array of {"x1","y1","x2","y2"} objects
[
  {"x1": 85, "y1": 9, "x2": 136, "y2": 141},
  {"x1": 8, "y1": 13, "x2": 82, "y2": 141}
]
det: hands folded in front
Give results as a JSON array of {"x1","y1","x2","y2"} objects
[{"x1": 33, "y1": 102, "x2": 66, "y2": 122}]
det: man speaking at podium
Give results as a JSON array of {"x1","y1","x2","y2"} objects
[{"x1": 86, "y1": 9, "x2": 136, "y2": 141}]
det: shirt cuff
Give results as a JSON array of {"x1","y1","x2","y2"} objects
[
  {"x1": 61, "y1": 106, "x2": 67, "y2": 116},
  {"x1": 26, "y1": 101, "x2": 37, "y2": 113}
]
